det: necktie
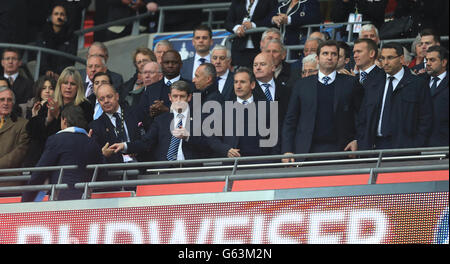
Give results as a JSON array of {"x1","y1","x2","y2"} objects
[
  {"x1": 322, "y1": 76, "x2": 331, "y2": 85},
  {"x1": 166, "y1": 80, "x2": 172, "y2": 86},
  {"x1": 0, "y1": 117, "x2": 4, "y2": 129},
  {"x1": 113, "y1": 112, "x2": 126, "y2": 142},
  {"x1": 262, "y1": 83, "x2": 273, "y2": 101},
  {"x1": 86, "y1": 83, "x2": 94, "y2": 97},
  {"x1": 93, "y1": 101, "x2": 103, "y2": 120},
  {"x1": 242, "y1": 100, "x2": 248, "y2": 105},
  {"x1": 8, "y1": 76, "x2": 14, "y2": 86},
  {"x1": 199, "y1": 58, "x2": 206, "y2": 64},
  {"x1": 360, "y1": 71, "x2": 368, "y2": 84},
  {"x1": 430, "y1": 77, "x2": 440, "y2": 94},
  {"x1": 167, "y1": 114, "x2": 183, "y2": 161},
  {"x1": 381, "y1": 76, "x2": 395, "y2": 136}
]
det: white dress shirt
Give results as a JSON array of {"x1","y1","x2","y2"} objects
[
  {"x1": 217, "y1": 69, "x2": 230, "y2": 94},
  {"x1": 429, "y1": 71, "x2": 447, "y2": 89},
  {"x1": 359, "y1": 64, "x2": 377, "y2": 83},
  {"x1": 4, "y1": 72, "x2": 19, "y2": 83},
  {"x1": 164, "y1": 75, "x2": 181, "y2": 86},
  {"x1": 377, "y1": 67, "x2": 405, "y2": 136},
  {"x1": 257, "y1": 78, "x2": 276, "y2": 101},
  {"x1": 192, "y1": 53, "x2": 211, "y2": 80},
  {"x1": 232, "y1": 0, "x2": 259, "y2": 49},
  {"x1": 237, "y1": 95, "x2": 254, "y2": 105},
  {"x1": 318, "y1": 70, "x2": 337, "y2": 85},
  {"x1": 106, "y1": 106, "x2": 134, "y2": 162}
]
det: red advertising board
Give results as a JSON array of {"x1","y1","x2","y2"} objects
[{"x1": 0, "y1": 192, "x2": 448, "y2": 244}]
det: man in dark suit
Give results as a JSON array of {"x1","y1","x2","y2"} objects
[
  {"x1": 192, "y1": 62, "x2": 225, "y2": 106},
  {"x1": 89, "y1": 83, "x2": 146, "y2": 164},
  {"x1": 1, "y1": 48, "x2": 33, "y2": 105},
  {"x1": 282, "y1": 40, "x2": 363, "y2": 162},
  {"x1": 211, "y1": 44, "x2": 235, "y2": 102},
  {"x1": 262, "y1": 38, "x2": 292, "y2": 87},
  {"x1": 109, "y1": 80, "x2": 208, "y2": 162},
  {"x1": 412, "y1": 29, "x2": 441, "y2": 74},
  {"x1": 207, "y1": 67, "x2": 279, "y2": 159},
  {"x1": 424, "y1": 45, "x2": 449, "y2": 147},
  {"x1": 357, "y1": 42, "x2": 433, "y2": 150},
  {"x1": 22, "y1": 105, "x2": 103, "y2": 202},
  {"x1": 225, "y1": 0, "x2": 277, "y2": 68},
  {"x1": 253, "y1": 52, "x2": 290, "y2": 130},
  {"x1": 353, "y1": 38, "x2": 385, "y2": 89},
  {"x1": 83, "y1": 55, "x2": 108, "y2": 100},
  {"x1": 180, "y1": 25, "x2": 214, "y2": 82},
  {"x1": 79, "y1": 42, "x2": 124, "y2": 92}
]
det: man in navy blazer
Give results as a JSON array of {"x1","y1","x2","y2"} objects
[
  {"x1": 282, "y1": 40, "x2": 363, "y2": 161},
  {"x1": 357, "y1": 43, "x2": 433, "y2": 150},
  {"x1": 180, "y1": 25, "x2": 214, "y2": 82},
  {"x1": 353, "y1": 38, "x2": 385, "y2": 90},
  {"x1": 109, "y1": 80, "x2": 208, "y2": 162},
  {"x1": 423, "y1": 46, "x2": 449, "y2": 147},
  {"x1": 22, "y1": 105, "x2": 103, "y2": 202}
]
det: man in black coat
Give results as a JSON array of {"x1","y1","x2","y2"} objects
[
  {"x1": 211, "y1": 44, "x2": 235, "y2": 102},
  {"x1": 1, "y1": 48, "x2": 33, "y2": 105},
  {"x1": 357, "y1": 42, "x2": 433, "y2": 150},
  {"x1": 282, "y1": 40, "x2": 363, "y2": 162},
  {"x1": 22, "y1": 105, "x2": 103, "y2": 202},
  {"x1": 423, "y1": 45, "x2": 449, "y2": 147},
  {"x1": 353, "y1": 38, "x2": 385, "y2": 89},
  {"x1": 224, "y1": 0, "x2": 277, "y2": 68}
]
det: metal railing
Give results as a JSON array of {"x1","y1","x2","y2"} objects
[
  {"x1": 0, "y1": 147, "x2": 447, "y2": 201},
  {"x1": 0, "y1": 43, "x2": 86, "y2": 81}
]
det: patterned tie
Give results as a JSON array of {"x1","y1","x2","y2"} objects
[
  {"x1": 430, "y1": 77, "x2": 440, "y2": 94},
  {"x1": 360, "y1": 71, "x2": 368, "y2": 84},
  {"x1": 8, "y1": 76, "x2": 14, "y2": 86},
  {"x1": 113, "y1": 112, "x2": 126, "y2": 142},
  {"x1": 93, "y1": 101, "x2": 103, "y2": 120},
  {"x1": 262, "y1": 83, "x2": 273, "y2": 101},
  {"x1": 199, "y1": 58, "x2": 206, "y2": 64},
  {"x1": 167, "y1": 114, "x2": 183, "y2": 161},
  {"x1": 381, "y1": 76, "x2": 395, "y2": 136},
  {"x1": 166, "y1": 80, "x2": 172, "y2": 87},
  {"x1": 86, "y1": 83, "x2": 94, "y2": 97},
  {"x1": 322, "y1": 76, "x2": 331, "y2": 85}
]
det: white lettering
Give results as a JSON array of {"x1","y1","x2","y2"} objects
[
  {"x1": 309, "y1": 211, "x2": 345, "y2": 244},
  {"x1": 268, "y1": 212, "x2": 303, "y2": 244},
  {"x1": 214, "y1": 216, "x2": 248, "y2": 244},
  {"x1": 347, "y1": 209, "x2": 387, "y2": 244},
  {"x1": 104, "y1": 222, "x2": 143, "y2": 244},
  {"x1": 17, "y1": 226, "x2": 52, "y2": 244}
]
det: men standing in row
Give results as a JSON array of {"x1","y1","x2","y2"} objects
[
  {"x1": 180, "y1": 25, "x2": 214, "y2": 82},
  {"x1": 282, "y1": 40, "x2": 363, "y2": 162},
  {"x1": 423, "y1": 45, "x2": 449, "y2": 147},
  {"x1": 357, "y1": 43, "x2": 433, "y2": 150}
]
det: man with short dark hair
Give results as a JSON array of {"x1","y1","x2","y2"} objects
[
  {"x1": 180, "y1": 25, "x2": 214, "y2": 81},
  {"x1": 109, "y1": 80, "x2": 208, "y2": 162},
  {"x1": 192, "y1": 62, "x2": 224, "y2": 105},
  {"x1": 412, "y1": 28, "x2": 441, "y2": 73},
  {"x1": 357, "y1": 42, "x2": 433, "y2": 150},
  {"x1": 424, "y1": 45, "x2": 449, "y2": 147},
  {"x1": 282, "y1": 40, "x2": 363, "y2": 161},
  {"x1": 353, "y1": 38, "x2": 385, "y2": 89},
  {"x1": 22, "y1": 104, "x2": 103, "y2": 202},
  {"x1": 1, "y1": 48, "x2": 33, "y2": 105}
]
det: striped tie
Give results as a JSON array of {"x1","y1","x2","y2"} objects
[
  {"x1": 262, "y1": 83, "x2": 273, "y2": 101},
  {"x1": 0, "y1": 117, "x2": 4, "y2": 129},
  {"x1": 166, "y1": 80, "x2": 172, "y2": 86},
  {"x1": 322, "y1": 76, "x2": 331, "y2": 85},
  {"x1": 360, "y1": 71, "x2": 368, "y2": 84},
  {"x1": 166, "y1": 114, "x2": 183, "y2": 161}
]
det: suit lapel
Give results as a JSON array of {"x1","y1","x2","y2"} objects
[
  {"x1": 0, "y1": 118, "x2": 14, "y2": 134},
  {"x1": 432, "y1": 74, "x2": 449, "y2": 97}
]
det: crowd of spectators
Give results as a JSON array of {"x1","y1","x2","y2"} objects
[{"x1": 0, "y1": 0, "x2": 448, "y2": 201}]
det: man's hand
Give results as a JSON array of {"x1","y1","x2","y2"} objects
[
  {"x1": 236, "y1": 25, "x2": 246, "y2": 38},
  {"x1": 109, "y1": 143, "x2": 125, "y2": 153},
  {"x1": 172, "y1": 127, "x2": 190, "y2": 140},
  {"x1": 102, "y1": 143, "x2": 115, "y2": 157},
  {"x1": 227, "y1": 148, "x2": 241, "y2": 158},
  {"x1": 282, "y1": 152, "x2": 295, "y2": 163},
  {"x1": 150, "y1": 100, "x2": 169, "y2": 117},
  {"x1": 344, "y1": 140, "x2": 358, "y2": 158}
]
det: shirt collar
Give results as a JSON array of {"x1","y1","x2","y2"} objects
[
  {"x1": 318, "y1": 70, "x2": 337, "y2": 84},
  {"x1": 257, "y1": 78, "x2": 275, "y2": 88},
  {"x1": 218, "y1": 69, "x2": 229, "y2": 80},
  {"x1": 361, "y1": 64, "x2": 377, "y2": 74},
  {"x1": 164, "y1": 75, "x2": 181, "y2": 85},
  {"x1": 435, "y1": 71, "x2": 447, "y2": 81},
  {"x1": 172, "y1": 107, "x2": 190, "y2": 120},
  {"x1": 4, "y1": 72, "x2": 19, "y2": 81},
  {"x1": 237, "y1": 95, "x2": 254, "y2": 104},
  {"x1": 387, "y1": 67, "x2": 405, "y2": 82},
  {"x1": 106, "y1": 106, "x2": 122, "y2": 119},
  {"x1": 195, "y1": 53, "x2": 211, "y2": 63}
]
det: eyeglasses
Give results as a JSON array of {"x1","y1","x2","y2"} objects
[{"x1": 379, "y1": 55, "x2": 401, "y2": 61}]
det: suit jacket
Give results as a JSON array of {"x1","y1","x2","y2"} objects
[
  {"x1": 180, "y1": 56, "x2": 195, "y2": 82},
  {"x1": 357, "y1": 67, "x2": 433, "y2": 150},
  {"x1": 357, "y1": 65, "x2": 386, "y2": 92},
  {"x1": 0, "y1": 115, "x2": 29, "y2": 175},
  {"x1": 272, "y1": 0, "x2": 321, "y2": 46},
  {"x1": 224, "y1": 0, "x2": 277, "y2": 51},
  {"x1": 10, "y1": 74, "x2": 33, "y2": 105},
  {"x1": 89, "y1": 106, "x2": 146, "y2": 163},
  {"x1": 207, "y1": 97, "x2": 280, "y2": 158},
  {"x1": 254, "y1": 78, "x2": 291, "y2": 128},
  {"x1": 426, "y1": 73, "x2": 449, "y2": 147},
  {"x1": 21, "y1": 128, "x2": 103, "y2": 202},
  {"x1": 282, "y1": 73, "x2": 363, "y2": 155},
  {"x1": 126, "y1": 111, "x2": 208, "y2": 162},
  {"x1": 220, "y1": 71, "x2": 236, "y2": 102}
]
